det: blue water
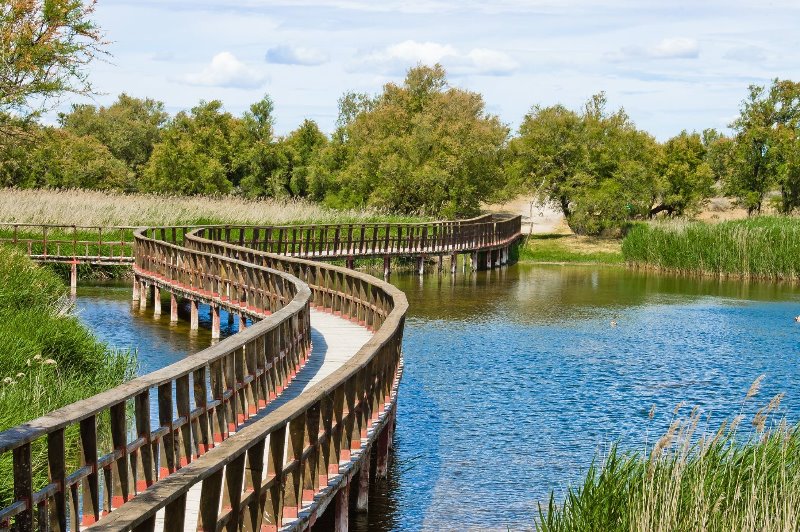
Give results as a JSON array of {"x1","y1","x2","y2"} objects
[{"x1": 76, "y1": 266, "x2": 800, "y2": 531}]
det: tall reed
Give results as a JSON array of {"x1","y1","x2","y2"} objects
[
  {"x1": 622, "y1": 217, "x2": 800, "y2": 280},
  {"x1": 537, "y1": 381, "x2": 800, "y2": 531},
  {"x1": 0, "y1": 188, "x2": 421, "y2": 226}
]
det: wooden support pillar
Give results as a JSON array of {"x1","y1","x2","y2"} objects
[
  {"x1": 417, "y1": 256, "x2": 424, "y2": 276},
  {"x1": 471, "y1": 252, "x2": 478, "y2": 272},
  {"x1": 239, "y1": 313, "x2": 247, "y2": 330},
  {"x1": 355, "y1": 452, "x2": 370, "y2": 512},
  {"x1": 375, "y1": 420, "x2": 392, "y2": 479},
  {"x1": 346, "y1": 256, "x2": 354, "y2": 269},
  {"x1": 437, "y1": 255, "x2": 443, "y2": 274},
  {"x1": 139, "y1": 281, "x2": 148, "y2": 310},
  {"x1": 227, "y1": 310, "x2": 234, "y2": 326},
  {"x1": 211, "y1": 305, "x2": 220, "y2": 339},
  {"x1": 70, "y1": 262, "x2": 78, "y2": 293},
  {"x1": 334, "y1": 481, "x2": 349, "y2": 532},
  {"x1": 383, "y1": 256, "x2": 391, "y2": 278},
  {"x1": 494, "y1": 249, "x2": 501, "y2": 268},
  {"x1": 450, "y1": 254, "x2": 457, "y2": 275},
  {"x1": 132, "y1": 275, "x2": 140, "y2": 301},
  {"x1": 190, "y1": 300, "x2": 199, "y2": 330},
  {"x1": 153, "y1": 286, "x2": 161, "y2": 316},
  {"x1": 486, "y1": 250, "x2": 492, "y2": 270},
  {"x1": 170, "y1": 292, "x2": 178, "y2": 323}
]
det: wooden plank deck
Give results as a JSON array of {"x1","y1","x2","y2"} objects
[{"x1": 153, "y1": 308, "x2": 373, "y2": 531}]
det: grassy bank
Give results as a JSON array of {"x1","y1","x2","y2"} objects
[
  {"x1": 519, "y1": 234, "x2": 624, "y2": 264},
  {"x1": 0, "y1": 188, "x2": 422, "y2": 226},
  {"x1": 622, "y1": 217, "x2": 800, "y2": 280},
  {"x1": 538, "y1": 386, "x2": 800, "y2": 531},
  {"x1": 0, "y1": 247, "x2": 135, "y2": 504}
]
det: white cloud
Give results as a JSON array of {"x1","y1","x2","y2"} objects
[
  {"x1": 265, "y1": 45, "x2": 329, "y2": 65},
  {"x1": 180, "y1": 52, "x2": 268, "y2": 88},
  {"x1": 615, "y1": 37, "x2": 700, "y2": 61},
  {"x1": 355, "y1": 40, "x2": 519, "y2": 76},
  {"x1": 649, "y1": 37, "x2": 699, "y2": 59}
]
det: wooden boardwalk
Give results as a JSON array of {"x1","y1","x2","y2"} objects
[
  {"x1": 0, "y1": 215, "x2": 519, "y2": 532},
  {"x1": 154, "y1": 310, "x2": 374, "y2": 531}
]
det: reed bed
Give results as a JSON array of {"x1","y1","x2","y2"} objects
[
  {"x1": 622, "y1": 217, "x2": 800, "y2": 280},
  {"x1": 0, "y1": 246, "x2": 135, "y2": 504},
  {"x1": 0, "y1": 188, "x2": 421, "y2": 227},
  {"x1": 537, "y1": 381, "x2": 800, "y2": 532}
]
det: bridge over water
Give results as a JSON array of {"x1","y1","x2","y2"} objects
[{"x1": 0, "y1": 214, "x2": 521, "y2": 531}]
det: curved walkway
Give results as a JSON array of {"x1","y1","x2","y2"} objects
[{"x1": 154, "y1": 309, "x2": 374, "y2": 531}]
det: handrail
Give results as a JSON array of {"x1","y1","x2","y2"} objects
[{"x1": 0, "y1": 227, "x2": 312, "y2": 530}]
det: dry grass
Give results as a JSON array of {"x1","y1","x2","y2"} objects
[{"x1": 0, "y1": 188, "x2": 419, "y2": 227}]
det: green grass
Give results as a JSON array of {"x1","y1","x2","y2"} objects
[
  {"x1": 0, "y1": 246, "x2": 136, "y2": 505},
  {"x1": 519, "y1": 235, "x2": 624, "y2": 264},
  {"x1": 538, "y1": 388, "x2": 800, "y2": 531},
  {"x1": 622, "y1": 217, "x2": 800, "y2": 280}
]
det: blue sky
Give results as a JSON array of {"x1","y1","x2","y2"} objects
[{"x1": 71, "y1": 0, "x2": 799, "y2": 140}]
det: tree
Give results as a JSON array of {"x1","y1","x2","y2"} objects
[
  {"x1": 236, "y1": 95, "x2": 285, "y2": 198},
  {"x1": 726, "y1": 79, "x2": 800, "y2": 214},
  {"x1": 324, "y1": 64, "x2": 508, "y2": 217},
  {"x1": 59, "y1": 93, "x2": 167, "y2": 178},
  {"x1": 0, "y1": 127, "x2": 130, "y2": 189},
  {"x1": 0, "y1": 0, "x2": 105, "y2": 137},
  {"x1": 651, "y1": 131, "x2": 714, "y2": 217},
  {"x1": 141, "y1": 100, "x2": 237, "y2": 195},
  {"x1": 509, "y1": 93, "x2": 658, "y2": 235}
]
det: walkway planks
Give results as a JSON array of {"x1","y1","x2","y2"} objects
[{"x1": 153, "y1": 309, "x2": 373, "y2": 531}]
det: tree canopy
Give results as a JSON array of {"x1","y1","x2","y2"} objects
[{"x1": 321, "y1": 64, "x2": 509, "y2": 217}]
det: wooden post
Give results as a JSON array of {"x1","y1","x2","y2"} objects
[
  {"x1": 211, "y1": 305, "x2": 220, "y2": 339},
  {"x1": 376, "y1": 414, "x2": 393, "y2": 478},
  {"x1": 190, "y1": 300, "x2": 199, "y2": 331},
  {"x1": 355, "y1": 453, "x2": 370, "y2": 512},
  {"x1": 170, "y1": 292, "x2": 178, "y2": 323},
  {"x1": 450, "y1": 254, "x2": 457, "y2": 275},
  {"x1": 437, "y1": 254, "x2": 443, "y2": 274},
  {"x1": 383, "y1": 256, "x2": 391, "y2": 278},
  {"x1": 153, "y1": 285, "x2": 161, "y2": 317},
  {"x1": 486, "y1": 250, "x2": 492, "y2": 270},
  {"x1": 417, "y1": 256, "x2": 424, "y2": 276},
  {"x1": 70, "y1": 261, "x2": 78, "y2": 294},
  {"x1": 139, "y1": 281, "x2": 148, "y2": 310},
  {"x1": 346, "y1": 256, "x2": 354, "y2": 269},
  {"x1": 471, "y1": 252, "x2": 478, "y2": 272},
  {"x1": 239, "y1": 313, "x2": 247, "y2": 330},
  {"x1": 132, "y1": 275, "x2": 140, "y2": 301},
  {"x1": 494, "y1": 249, "x2": 501, "y2": 268},
  {"x1": 334, "y1": 481, "x2": 349, "y2": 532}
]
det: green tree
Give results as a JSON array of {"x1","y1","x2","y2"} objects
[
  {"x1": 59, "y1": 93, "x2": 167, "y2": 178},
  {"x1": 726, "y1": 79, "x2": 800, "y2": 214},
  {"x1": 1, "y1": 0, "x2": 106, "y2": 137},
  {"x1": 325, "y1": 64, "x2": 508, "y2": 217},
  {"x1": 235, "y1": 95, "x2": 287, "y2": 198},
  {"x1": 0, "y1": 127, "x2": 130, "y2": 189},
  {"x1": 509, "y1": 93, "x2": 658, "y2": 235},
  {"x1": 142, "y1": 100, "x2": 237, "y2": 195},
  {"x1": 651, "y1": 131, "x2": 714, "y2": 217}
]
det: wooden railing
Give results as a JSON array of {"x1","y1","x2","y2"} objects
[
  {"x1": 0, "y1": 228, "x2": 312, "y2": 530},
  {"x1": 0, "y1": 224, "x2": 136, "y2": 264},
  {"x1": 0, "y1": 223, "x2": 408, "y2": 531},
  {"x1": 195, "y1": 213, "x2": 521, "y2": 259},
  {"x1": 0, "y1": 212, "x2": 518, "y2": 530}
]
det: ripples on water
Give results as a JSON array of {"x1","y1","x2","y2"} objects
[{"x1": 75, "y1": 266, "x2": 800, "y2": 531}]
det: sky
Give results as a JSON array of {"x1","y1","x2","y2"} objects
[{"x1": 64, "y1": 0, "x2": 800, "y2": 140}]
